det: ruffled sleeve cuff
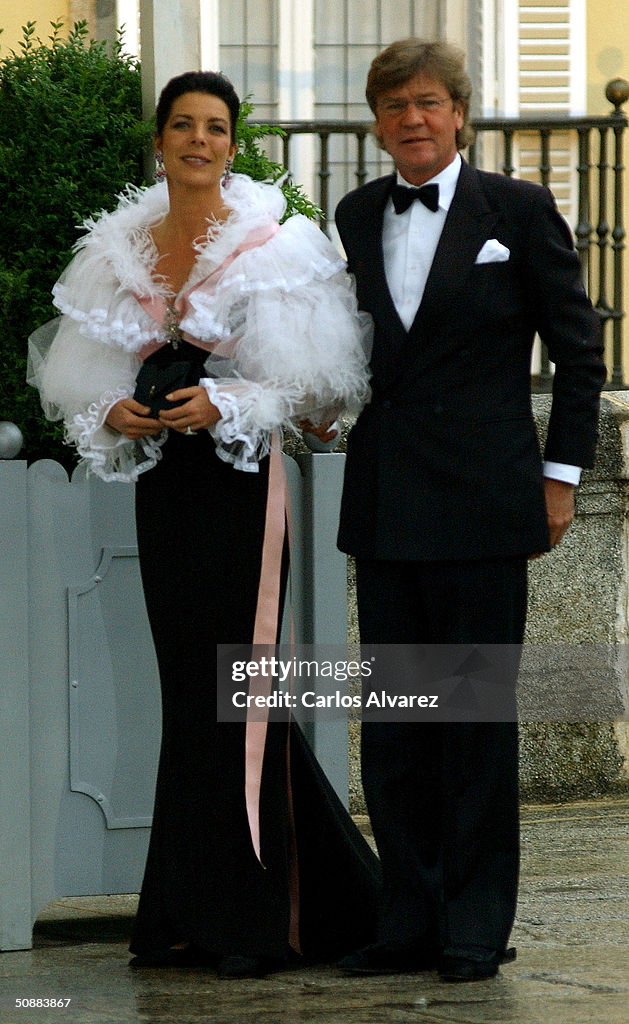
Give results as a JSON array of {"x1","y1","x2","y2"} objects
[
  {"x1": 200, "y1": 376, "x2": 302, "y2": 472},
  {"x1": 66, "y1": 385, "x2": 167, "y2": 482}
]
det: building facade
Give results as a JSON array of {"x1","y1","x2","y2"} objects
[
  {"x1": 3, "y1": 3, "x2": 619, "y2": 123},
  {"x1": 1, "y1": 3, "x2": 623, "y2": 185},
  {"x1": 1, "y1": 1, "x2": 627, "y2": 368}
]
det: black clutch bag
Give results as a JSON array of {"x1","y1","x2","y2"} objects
[{"x1": 133, "y1": 360, "x2": 202, "y2": 418}]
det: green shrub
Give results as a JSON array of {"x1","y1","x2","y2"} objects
[
  {"x1": 0, "y1": 21, "x2": 151, "y2": 465},
  {"x1": 234, "y1": 99, "x2": 321, "y2": 221},
  {"x1": 0, "y1": 21, "x2": 318, "y2": 467}
]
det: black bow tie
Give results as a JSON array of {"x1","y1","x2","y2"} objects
[{"x1": 391, "y1": 182, "x2": 440, "y2": 214}]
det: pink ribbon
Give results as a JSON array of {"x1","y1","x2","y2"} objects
[
  {"x1": 244, "y1": 437, "x2": 286, "y2": 865},
  {"x1": 243, "y1": 435, "x2": 301, "y2": 952}
]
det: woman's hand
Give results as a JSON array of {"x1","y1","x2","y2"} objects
[
  {"x1": 158, "y1": 386, "x2": 221, "y2": 434},
  {"x1": 106, "y1": 398, "x2": 163, "y2": 439}
]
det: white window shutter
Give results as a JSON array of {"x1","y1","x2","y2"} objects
[
  {"x1": 491, "y1": 1, "x2": 586, "y2": 376},
  {"x1": 502, "y1": 1, "x2": 586, "y2": 221},
  {"x1": 518, "y1": 0, "x2": 584, "y2": 115}
]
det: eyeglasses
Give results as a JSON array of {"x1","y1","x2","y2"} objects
[{"x1": 379, "y1": 97, "x2": 453, "y2": 116}]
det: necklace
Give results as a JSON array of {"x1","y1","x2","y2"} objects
[{"x1": 163, "y1": 300, "x2": 183, "y2": 349}]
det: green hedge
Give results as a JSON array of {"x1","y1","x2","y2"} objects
[
  {"x1": 0, "y1": 21, "x2": 318, "y2": 468},
  {"x1": 0, "y1": 23, "x2": 151, "y2": 466}
]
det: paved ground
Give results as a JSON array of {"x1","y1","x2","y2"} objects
[{"x1": 0, "y1": 797, "x2": 628, "y2": 1024}]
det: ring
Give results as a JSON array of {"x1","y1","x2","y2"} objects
[{"x1": 184, "y1": 426, "x2": 195, "y2": 436}]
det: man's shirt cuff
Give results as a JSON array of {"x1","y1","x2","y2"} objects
[{"x1": 543, "y1": 461, "x2": 582, "y2": 486}]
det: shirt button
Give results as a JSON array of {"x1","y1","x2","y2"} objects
[{"x1": 382, "y1": 399, "x2": 392, "y2": 410}]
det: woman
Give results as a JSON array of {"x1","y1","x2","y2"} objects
[{"x1": 29, "y1": 71, "x2": 379, "y2": 978}]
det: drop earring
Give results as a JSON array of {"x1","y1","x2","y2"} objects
[
  {"x1": 222, "y1": 159, "x2": 233, "y2": 189},
  {"x1": 155, "y1": 151, "x2": 167, "y2": 182}
]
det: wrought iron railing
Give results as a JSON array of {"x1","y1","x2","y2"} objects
[{"x1": 262, "y1": 79, "x2": 629, "y2": 389}]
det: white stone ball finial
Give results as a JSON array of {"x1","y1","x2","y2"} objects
[{"x1": 0, "y1": 422, "x2": 24, "y2": 459}]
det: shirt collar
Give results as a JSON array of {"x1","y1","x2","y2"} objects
[{"x1": 396, "y1": 152, "x2": 462, "y2": 213}]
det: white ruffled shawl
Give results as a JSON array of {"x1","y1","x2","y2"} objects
[{"x1": 28, "y1": 174, "x2": 371, "y2": 481}]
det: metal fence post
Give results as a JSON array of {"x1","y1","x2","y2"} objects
[{"x1": 296, "y1": 453, "x2": 349, "y2": 806}]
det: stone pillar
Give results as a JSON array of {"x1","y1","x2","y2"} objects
[
  {"x1": 520, "y1": 392, "x2": 629, "y2": 800},
  {"x1": 70, "y1": 1, "x2": 96, "y2": 37},
  {"x1": 117, "y1": 0, "x2": 140, "y2": 56},
  {"x1": 278, "y1": 0, "x2": 316, "y2": 201},
  {"x1": 440, "y1": 0, "x2": 469, "y2": 49},
  {"x1": 139, "y1": 0, "x2": 220, "y2": 120}
]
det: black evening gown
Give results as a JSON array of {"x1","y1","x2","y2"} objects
[{"x1": 130, "y1": 345, "x2": 380, "y2": 961}]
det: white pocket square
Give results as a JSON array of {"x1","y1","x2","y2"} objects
[{"x1": 475, "y1": 239, "x2": 510, "y2": 264}]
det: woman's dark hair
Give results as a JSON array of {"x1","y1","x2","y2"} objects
[{"x1": 155, "y1": 71, "x2": 240, "y2": 144}]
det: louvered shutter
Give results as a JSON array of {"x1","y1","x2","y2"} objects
[
  {"x1": 519, "y1": 0, "x2": 574, "y2": 113},
  {"x1": 488, "y1": 1, "x2": 585, "y2": 375},
  {"x1": 512, "y1": 1, "x2": 585, "y2": 218}
]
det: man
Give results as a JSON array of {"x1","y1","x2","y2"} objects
[{"x1": 334, "y1": 39, "x2": 605, "y2": 982}]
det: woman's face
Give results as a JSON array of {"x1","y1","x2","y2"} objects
[{"x1": 156, "y1": 91, "x2": 237, "y2": 190}]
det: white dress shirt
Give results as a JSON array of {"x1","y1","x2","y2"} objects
[{"x1": 381, "y1": 153, "x2": 580, "y2": 485}]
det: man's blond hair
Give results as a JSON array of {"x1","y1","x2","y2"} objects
[{"x1": 366, "y1": 38, "x2": 475, "y2": 150}]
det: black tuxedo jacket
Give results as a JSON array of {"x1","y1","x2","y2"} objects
[{"x1": 336, "y1": 160, "x2": 605, "y2": 562}]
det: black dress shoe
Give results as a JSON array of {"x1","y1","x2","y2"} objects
[
  {"x1": 129, "y1": 945, "x2": 216, "y2": 969},
  {"x1": 217, "y1": 955, "x2": 275, "y2": 979},
  {"x1": 338, "y1": 940, "x2": 437, "y2": 976},
  {"x1": 439, "y1": 946, "x2": 516, "y2": 983}
]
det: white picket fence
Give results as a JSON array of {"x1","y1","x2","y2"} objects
[{"x1": 0, "y1": 453, "x2": 348, "y2": 950}]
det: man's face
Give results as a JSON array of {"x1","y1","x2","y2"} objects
[{"x1": 374, "y1": 73, "x2": 464, "y2": 186}]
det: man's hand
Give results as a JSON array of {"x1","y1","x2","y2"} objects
[
  {"x1": 530, "y1": 478, "x2": 576, "y2": 558},
  {"x1": 298, "y1": 418, "x2": 338, "y2": 443}
]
